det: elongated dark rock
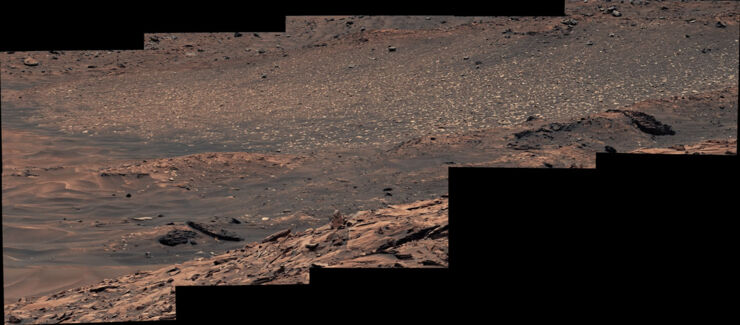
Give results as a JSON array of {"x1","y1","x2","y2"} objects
[{"x1": 186, "y1": 221, "x2": 243, "y2": 241}]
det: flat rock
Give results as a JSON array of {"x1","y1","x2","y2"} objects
[
  {"x1": 261, "y1": 229, "x2": 291, "y2": 243},
  {"x1": 22, "y1": 57, "x2": 39, "y2": 66}
]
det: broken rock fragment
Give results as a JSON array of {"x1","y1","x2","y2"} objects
[{"x1": 158, "y1": 229, "x2": 198, "y2": 246}]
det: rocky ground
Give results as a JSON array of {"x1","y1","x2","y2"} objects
[
  {"x1": 3, "y1": 129, "x2": 736, "y2": 323},
  {"x1": 2, "y1": 1, "x2": 738, "y2": 323},
  {"x1": 4, "y1": 198, "x2": 448, "y2": 323}
]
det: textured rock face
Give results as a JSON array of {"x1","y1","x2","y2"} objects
[
  {"x1": 630, "y1": 139, "x2": 737, "y2": 155},
  {"x1": 4, "y1": 198, "x2": 448, "y2": 323}
]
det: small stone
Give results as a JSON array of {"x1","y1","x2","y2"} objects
[
  {"x1": 715, "y1": 21, "x2": 726, "y2": 28},
  {"x1": 612, "y1": 10, "x2": 622, "y2": 17},
  {"x1": 609, "y1": 33, "x2": 615, "y2": 37},
  {"x1": 463, "y1": 56, "x2": 469, "y2": 60},
  {"x1": 586, "y1": 40, "x2": 594, "y2": 46},
  {"x1": 126, "y1": 193, "x2": 132, "y2": 198},
  {"x1": 234, "y1": 32, "x2": 242, "y2": 37},
  {"x1": 22, "y1": 57, "x2": 39, "y2": 66},
  {"x1": 561, "y1": 19, "x2": 578, "y2": 26},
  {"x1": 387, "y1": 46, "x2": 397, "y2": 52},
  {"x1": 605, "y1": 146, "x2": 618, "y2": 154},
  {"x1": 7, "y1": 315, "x2": 22, "y2": 323}
]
